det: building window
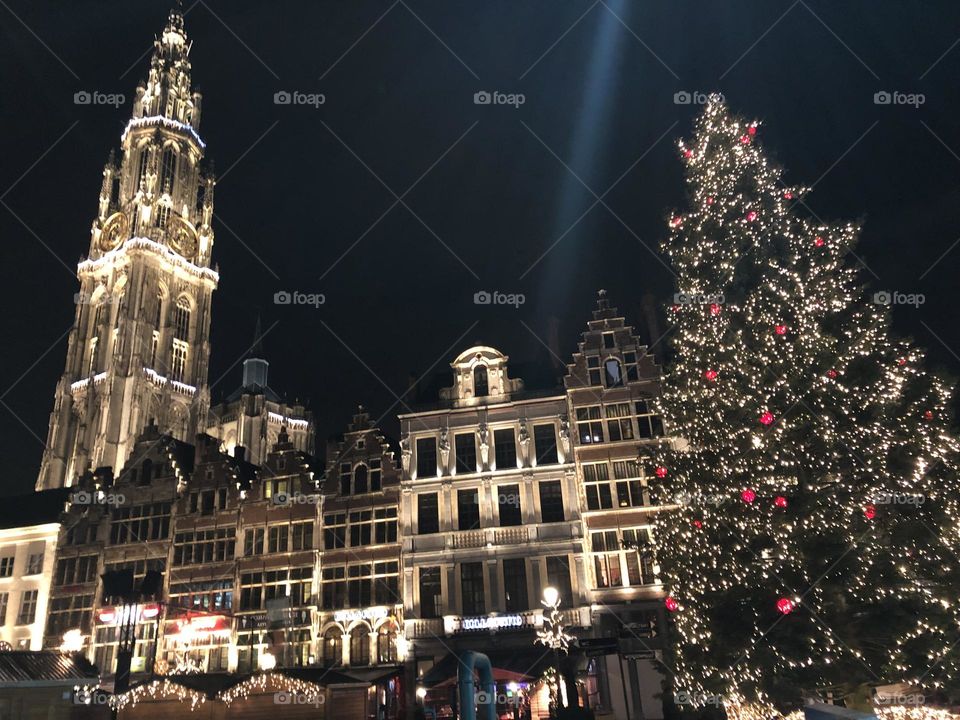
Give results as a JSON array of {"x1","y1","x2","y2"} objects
[
  {"x1": 339, "y1": 463, "x2": 351, "y2": 495},
  {"x1": 591, "y1": 528, "x2": 655, "y2": 587},
  {"x1": 171, "y1": 340, "x2": 188, "y2": 382},
  {"x1": 174, "y1": 298, "x2": 190, "y2": 341},
  {"x1": 369, "y1": 458, "x2": 382, "y2": 491},
  {"x1": 17, "y1": 590, "x2": 38, "y2": 625},
  {"x1": 374, "y1": 508, "x2": 397, "y2": 544},
  {"x1": 546, "y1": 557, "x2": 573, "y2": 605},
  {"x1": 54, "y1": 555, "x2": 97, "y2": 586},
  {"x1": 418, "y1": 494, "x2": 439, "y2": 535},
  {"x1": 416, "y1": 437, "x2": 437, "y2": 478},
  {"x1": 378, "y1": 623, "x2": 398, "y2": 664},
  {"x1": 635, "y1": 400, "x2": 665, "y2": 438},
  {"x1": 27, "y1": 553, "x2": 44, "y2": 576},
  {"x1": 45, "y1": 594, "x2": 94, "y2": 635},
  {"x1": 321, "y1": 567, "x2": 346, "y2": 610},
  {"x1": 605, "y1": 403, "x2": 635, "y2": 441},
  {"x1": 154, "y1": 203, "x2": 170, "y2": 228},
  {"x1": 350, "y1": 626, "x2": 369, "y2": 666},
  {"x1": 348, "y1": 565, "x2": 372, "y2": 607},
  {"x1": 324, "y1": 514, "x2": 346, "y2": 549},
  {"x1": 110, "y1": 503, "x2": 171, "y2": 544},
  {"x1": 457, "y1": 489, "x2": 480, "y2": 531},
  {"x1": 160, "y1": 147, "x2": 177, "y2": 192},
  {"x1": 603, "y1": 332, "x2": 616, "y2": 349},
  {"x1": 539, "y1": 481, "x2": 565, "y2": 523},
  {"x1": 587, "y1": 355, "x2": 601, "y2": 386},
  {"x1": 373, "y1": 562, "x2": 400, "y2": 605},
  {"x1": 291, "y1": 521, "x2": 313, "y2": 551},
  {"x1": 474, "y1": 366, "x2": 488, "y2": 396},
  {"x1": 613, "y1": 460, "x2": 645, "y2": 507},
  {"x1": 0, "y1": 593, "x2": 8, "y2": 625},
  {"x1": 419, "y1": 566, "x2": 442, "y2": 619},
  {"x1": 503, "y1": 558, "x2": 528, "y2": 612},
  {"x1": 137, "y1": 148, "x2": 150, "y2": 187},
  {"x1": 244, "y1": 528, "x2": 265, "y2": 556},
  {"x1": 533, "y1": 424, "x2": 558, "y2": 464},
  {"x1": 494, "y1": 428, "x2": 517, "y2": 469},
  {"x1": 583, "y1": 463, "x2": 613, "y2": 510},
  {"x1": 349, "y1": 511, "x2": 373, "y2": 547},
  {"x1": 460, "y1": 562, "x2": 485, "y2": 616},
  {"x1": 353, "y1": 464, "x2": 368, "y2": 494},
  {"x1": 576, "y1": 406, "x2": 603, "y2": 444},
  {"x1": 175, "y1": 528, "x2": 235, "y2": 565},
  {"x1": 323, "y1": 627, "x2": 343, "y2": 666},
  {"x1": 268, "y1": 525, "x2": 289, "y2": 553},
  {"x1": 497, "y1": 484, "x2": 522, "y2": 526},
  {"x1": 604, "y1": 359, "x2": 623, "y2": 387},
  {"x1": 623, "y1": 351, "x2": 640, "y2": 381},
  {"x1": 455, "y1": 433, "x2": 477, "y2": 473},
  {"x1": 591, "y1": 531, "x2": 623, "y2": 588},
  {"x1": 168, "y1": 580, "x2": 232, "y2": 613}
]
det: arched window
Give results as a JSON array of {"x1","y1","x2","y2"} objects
[
  {"x1": 151, "y1": 290, "x2": 164, "y2": 368},
  {"x1": 322, "y1": 628, "x2": 342, "y2": 667},
  {"x1": 353, "y1": 465, "x2": 368, "y2": 495},
  {"x1": 160, "y1": 147, "x2": 176, "y2": 193},
  {"x1": 154, "y1": 203, "x2": 170, "y2": 228},
  {"x1": 604, "y1": 359, "x2": 623, "y2": 388},
  {"x1": 377, "y1": 624, "x2": 397, "y2": 664},
  {"x1": 137, "y1": 148, "x2": 150, "y2": 188},
  {"x1": 350, "y1": 626, "x2": 369, "y2": 666},
  {"x1": 174, "y1": 298, "x2": 191, "y2": 341},
  {"x1": 473, "y1": 366, "x2": 488, "y2": 397}
]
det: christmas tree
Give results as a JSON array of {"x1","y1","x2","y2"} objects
[{"x1": 651, "y1": 96, "x2": 960, "y2": 715}]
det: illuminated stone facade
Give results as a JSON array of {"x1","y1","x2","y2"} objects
[{"x1": 37, "y1": 9, "x2": 217, "y2": 490}]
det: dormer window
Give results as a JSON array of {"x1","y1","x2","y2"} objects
[
  {"x1": 604, "y1": 359, "x2": 623, "y2": 388},
  {"x1": 603, "y1": 332, "x2": 616, "y2": 349},
  {"x1": 474, "y1": 366, "x2": 488, "y2": 397},
  {"x1": 353, "y1": 464, "x2": 368, "y2": 494}
]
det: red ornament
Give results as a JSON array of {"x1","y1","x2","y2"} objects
[
  {"x1": 740, "y1": 135, "x2": 751, "y2": 145},
  {"x1": 897, "y1": 357, "x2": 908, "y2": 367},
  {"x1": 748, "y1": 126, "x2": 757, "y2": 136},
  {"x1": 776, "y1": 597, "x2": 795, "y2": 615},
  {"x1": 746, "y1": 211, "x2": 757, "y2": 222},
  {"x1": 783, "y1": 191, "x2": 793, "y2": 200},
  {"x1": 775, "y1": 324, "x2": 788, "y2": 335},
  {"x1": 814, "y1": 236, "x2": 825, "y2": 247},
  {"x1": 665, "y1": 597, "x2": 679, "y2": 612},
  {"x1": 759, "y1": 412, "x2": 775, "y2": 426},
  {"x1": 864, "y1": 504, "x2": 877, "y2": 520},
  {"x1": 741, "y1": 489, "x2": 756, "y2": 504},
  {"x1": 774, "y1": 495, "x2": 788, "y2": 508},
  {"x1": 683, "y1": 149, "x2": 693, "y2": 158},
  {"x1": 669, "y1": 216, "x2": 682, "y2": 228},
  {"x1": 924, "y1": 410, "x2": 934, "y2": 421},
  {"x1": 671, "y1": 304, "x2": 681, "y2": 313},
  {"x1": 704, "y1": 369, "x2": 718, "y2": 381},
  {"x1": 710, "y1": 303, "x2": 722, "y2": 316},
  {"x1": 706, "y1": 196, "x2": 714, "y2": 205},
  {"x1": 655, "y1": 466, "x2": 668, "y2": 478},
  {"x1": 692, "y1": 519, "x2": 703, "y2": 529},
  {"x1": 826, "y1": 369, "x2": 838, "y2": 379}
]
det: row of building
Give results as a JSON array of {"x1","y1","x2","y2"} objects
[{"x1": 5, "y1": 8, "x2": 674, "y2": 719}]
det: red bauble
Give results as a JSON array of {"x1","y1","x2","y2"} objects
[
  {"x1": 692, "y1": 519, "x2": 703, "y2": 529},
  {"x1": 671, "y1": 304, "x2": 681, "y2": 313},
  {"x1": 783, "y1": 191, "x2": 793, "y2": 200},
  {"x1": 774, "y1": 495, "x2": 788, "y2": 508},
  {"x1": 706, "y1": 196, "x2": 714, "y2": 205},
  {"x1": 814, "y1": 236, "x2": 825, "y2": 247},
  {"x1": 665, "y1": 597, "x2": 679, "y2": 612},
  {"x1": 683, "y1": 149, "x2": 693, "y2": 158},
  {"x1": 710, "y1": 303, "x2": 722, "y2": 316},
  {"x1": 704, "y1": 369, "x2": 718, "y2": 381},
  {"x1": 864, "y1": 504, "x2": 877, "y2": 520},
  {"x1": 669, "y1": 216, "x2": 682, "y2": 228},
  {"x1": 741, "y1": 489, "x2": 756, "y2": 504},
  {"x1": 746, "y1": 211, "x2": 758, "y2": 222},
  {"x1": 655, "y1": 466, "x2": 668, "y2": 478},
  {"x1": 776, "y1": 597, "x2": 795, "y2": 614},
  {"x1": 759, "y1": 412, "x2": 775, "y2": 426},
  {"x1": 826, "y1": 369, "x2": 838, "y2": 379},
  {"x1": 775, "y1": 324, "x2": 788, "y2": 335},
  {"x1": 748, "y1": 125, "x2": 757, "y2": 136},
  {"x1": 924, "y1": 410, "x2": 934, "y2": 421},
  {"x1": 897, "y1": 357, "x2": 908, "y2": 367},
  {"x1": 740, "y1": 135, "x2": 751, "y2": 145}
]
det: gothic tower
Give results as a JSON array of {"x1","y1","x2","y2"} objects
[{"x1": 37, "y1": 9, "x2": 217, "y2": 489}]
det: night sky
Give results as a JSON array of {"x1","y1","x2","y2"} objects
[{"x1": 3, "y1": 1, "x2": 960, "y2": 495}]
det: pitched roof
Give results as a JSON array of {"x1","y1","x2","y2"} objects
[{"x1": 0, "y1": 651, "x2": 99, "y2": 686}]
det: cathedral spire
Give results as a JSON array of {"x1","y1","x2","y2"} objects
[{"x1": 132, "y1": 5, "x2": 200, "y2": 129}]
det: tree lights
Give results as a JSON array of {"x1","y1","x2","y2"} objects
[{"x1": 650, "y1": 95, "x2": 960, "y2": 712}]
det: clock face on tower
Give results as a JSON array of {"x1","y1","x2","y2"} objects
[
  {"x1": 169, "y1": 215, "x2": 199, "y2": 260},
  {"x1": 98, "y1": 212, "x2": 128, "y2": 252}
]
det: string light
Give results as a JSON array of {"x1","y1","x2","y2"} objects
[
  {"x1": 218, "y1": 672, "x2": 326, "y2": 705},
  {"x1": 110, "y1": 679, "x2": 206, "y2": 711}
]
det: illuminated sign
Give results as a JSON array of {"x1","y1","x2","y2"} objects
[
  {"x1": 333, "y1": 607, "x2": 390, "y2": 623},
  {"x1": 459, "y1": 615, "x2": 524, "y2": 631},
  {"x1": 97, "y1": 603, "x2": 161, "y2": 625},
  {"x1": 168, "y1": 614, "x2": 231, "y2": 639}
]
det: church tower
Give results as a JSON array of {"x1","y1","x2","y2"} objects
[{"x1": 37, "y1": 9, "x2": 217, "y2": 489}]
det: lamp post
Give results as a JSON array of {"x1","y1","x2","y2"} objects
[{"x1": 536, "y1": 587, "x2": 572, "y2": 718}]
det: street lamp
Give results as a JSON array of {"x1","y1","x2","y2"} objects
[{"x1": 536, "y1": 587, "x2": 572, "y2": 718}]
